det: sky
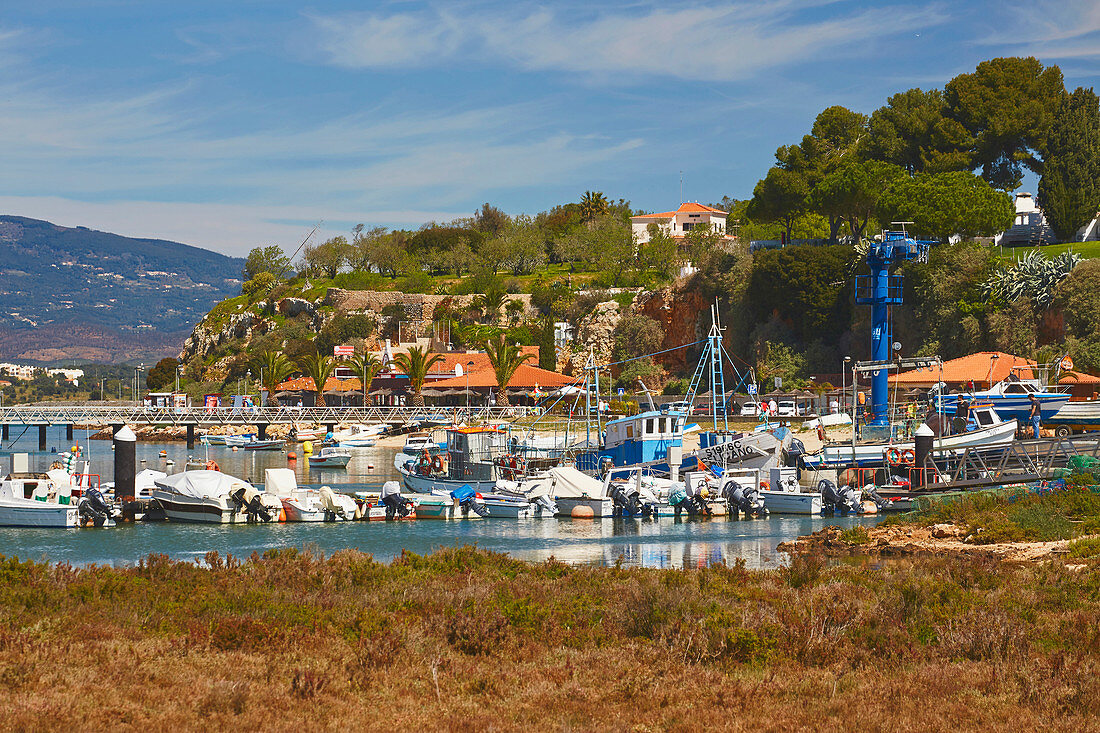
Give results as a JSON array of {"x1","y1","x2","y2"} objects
[{"x1": 1, "y1": 0, "x2": 1099, "y2": 256}]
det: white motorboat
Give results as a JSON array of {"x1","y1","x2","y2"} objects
[
  {"x1": 308, "y1": 445, "x2": 352, "y2": 469},
  {"x1": 152, "y1": 470, "x2": 282, "y2": 524},
  {"x1": 0, "y1": 469, "x2": 81, "y2": 527},
  {"x1": 403, "y1": 431, "x2": 442, "y2": 454},
  {"x1": 759, "y1": 468, "x2": 824, "y2": 515},
  {"x1": 935, "y1": 376, "x2": 1070, "y2": 422},
  {"x1": 522, "y1": 467, "x2": 614, "y2": 518},
  {"x1": 264, "y1": 469, "x2": 359, "y2": 522},
  {"x1": 801, "y1": 405, "x2": 1018, "y2": 470}
]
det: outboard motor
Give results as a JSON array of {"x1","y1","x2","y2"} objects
[
  {"x1": 669, "y1": 483, "x2": 709, "y2": 517},
  {"x1": 319, "y1": 486, "x2": 347, "y2": 520},
  {"x1": 608, "y1": 482, "x2": 656, "y2": 517},
  {"x1": 862, "y1": 484, "x2": 892, "y2": 512},
  {"x1": 785, "y1": 438, "x2": 806, "y2": 479},
  {"x1": 531, "y1": 494, "x2": 558, "y2": 517},
  {"x1": 451, "y1": 484, "x2": 490, "y2": 517},
  {"x1": 818, "y1": 479, "x2": 862, "y2": 515},
  {"x1": 229, "y1": 485, "x2": 272, "y2": 522},
  {"x1": 78, "y1": 486, "x2": 118, "y2": 527},
  {"x1": 380, "y1": 481, "x2": 413, "y2": 519},
  {"x1": 718, "y1": 478, "x2": 767, "y2": 517}
]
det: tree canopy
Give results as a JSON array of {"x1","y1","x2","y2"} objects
[{"x1": 1038, "y1": 87, "x2": 1100, "y2": 241}]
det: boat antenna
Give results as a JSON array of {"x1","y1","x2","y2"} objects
[{"x1": 276, "y1": 220, "x2": 324, "y2": 280}]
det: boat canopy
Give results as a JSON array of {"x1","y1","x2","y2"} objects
[
  {"x1": 544, "y1": 466, "x2": 606, "y2": 499},
  {"x1": 264, "y1": 468, "x2": 298, "y2": 497},
  {"x1": 155, "y1": 470, "x2": 252, "y2": 499}
]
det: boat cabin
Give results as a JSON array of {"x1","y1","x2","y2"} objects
[
  {"x1": 446, "y1": 427, "x2": 510, "y2": 482},
  {"x1": 578, "y1": 409, "x2": 686, "y2": 472}
]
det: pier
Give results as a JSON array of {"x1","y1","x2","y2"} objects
[{"x1": 0, "y1": 405, "x2": 530, "y2": 449}]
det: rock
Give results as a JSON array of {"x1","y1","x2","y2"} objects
[
  {"x1": 566, "y1": 301, "x2": 622, "y2": 374},
  {"x1": 633, "y1": 285, "x2": 710, "y2": 372},
  {"x1": 277, "y1": 297, "x2": 316, "y2": 317},
  {"x1": 932, "y1": 523, "x2": 961, "y2": 539}
]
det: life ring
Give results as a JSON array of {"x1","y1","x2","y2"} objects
[
  {"x1": 509, "y1": 456, "x2": 518, "y2": 470},
  {"x1": 514, "y1": 456, "x2": 527, "y2": 474},
  {"x1": 760, "y1": 480, "x2": 770, "y2": 490},
  {"x1": 205, "y1": 460, "x2": 220, "y2": 472},
  {"x1": 885, "y1": 447, "x2": 902, "y2": 466},
  {"x1": 431, "y1": 455, "x2": 445, "y2": 473},
  {"x1": 901, "y1": 449, "x2": 915, "y2": 466}
]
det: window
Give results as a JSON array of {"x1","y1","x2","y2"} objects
[
  {"x1": 1004, "y1": 384, "x2": 1025, "y2": 394},
  {"x1": 645, "y1": 419, "x2": 654, "y2": 434},
  {"x1": 682, "y1": 222, "x2": 694, "y2": 232},
  {"x1": 975, "y1": 410, "x2": 993, "y2": 426},
  {"x1": 626, "y1": 425, "x2": 634, "y2": 439},
  {"x1": 659, "y1": 417, "x2": 667, "y2": 433}
]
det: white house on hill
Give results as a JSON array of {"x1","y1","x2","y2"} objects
[{"x1": 631, "y1": 202, "x2": 733, "y2": 244}]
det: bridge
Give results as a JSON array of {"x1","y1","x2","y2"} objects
[{"x1": 0, "y1": 405, "x2": 531, "y2": 449}]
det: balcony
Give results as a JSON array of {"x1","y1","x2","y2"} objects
[{"x1": 855, "y1": 275, "x2": 904, "y2": 305}]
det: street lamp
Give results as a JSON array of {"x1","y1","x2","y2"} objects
[
  {"x1": 466, "y1": 360, "x2": 475, "y2": 413},
  {"x1": 175, "y1": 364, "x2": 183, "y2": 393},
  {"x1": 842, "y1": 356, "x2": 851, "y2": 417}
]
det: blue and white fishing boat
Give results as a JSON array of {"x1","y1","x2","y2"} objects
[{"x1": 935, "y1": 377, "x2": 1069, "y2": 421}]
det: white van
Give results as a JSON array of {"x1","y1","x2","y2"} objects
[{"x1": 776, "y1": 400, "x2": 797, "y2": 417}]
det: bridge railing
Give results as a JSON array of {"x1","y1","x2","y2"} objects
[{"x1": 0, "y1": 405, "x2": 531, "y2": 426}]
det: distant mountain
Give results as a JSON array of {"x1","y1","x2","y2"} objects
[{"x1": 0, "y1": 215, "x2": 244, "y2": 363}]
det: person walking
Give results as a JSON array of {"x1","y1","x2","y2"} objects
[{"x1": 1028, "y1": 394, "x2": 1042, "y2": 439}]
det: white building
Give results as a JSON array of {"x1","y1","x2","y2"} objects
[
  {"x1": 47, "y1": 368, "x2": 84, "y2": 385},
  {"x1": 0, "y1": 363, "x2": 36, "y2": 380},
  {"x1": 631, "y1": 202, "x2": 732, "y2": 244}
]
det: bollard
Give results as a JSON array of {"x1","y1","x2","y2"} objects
[
  {"x1": 114, "y1": 426, "x2": 137, "y2": 501},
  {"x1": 66, "y1": 424, "x2": 73, "y2": 441},
  {"x1": 2, "y1": 424, "x2": 8, "y2": 441},
  {"x1": 258, "y1": 424, "x2": 268, "y2": 440},
  {"x1": 186, "y1": 424, "x2": 195, "y2": 450},
  {"x1": 39, "y1": 425, "x2": 47, "y2": 451}
]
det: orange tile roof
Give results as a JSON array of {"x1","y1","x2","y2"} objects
[
  {"x1": 421, "y1": 348, "x2": 539, "y2": 377},
  {"x1": 632, "y1": 202, "x2": 728, "y2": 219},
  {"x1": 890, "y1": 351, "x2": 1100, "y2": 387},
  {"x1": 275, "y1": 376, "x2": 363, "y2": 392},
  {"x1": 428, "y1": 363, "x2": 580, "y2": 390}
]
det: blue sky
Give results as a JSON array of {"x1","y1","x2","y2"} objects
[{"x1": 1, "y1": 0, "x2": 1099, "y2": 255}]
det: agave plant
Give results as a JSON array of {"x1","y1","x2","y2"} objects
[{"x1": 982, "y1": 250, "x2": 1080, "y2": 309}]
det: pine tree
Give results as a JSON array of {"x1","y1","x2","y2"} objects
[{"x1": 1038, "y1": 87, "x2": 1100, "y2": 242}]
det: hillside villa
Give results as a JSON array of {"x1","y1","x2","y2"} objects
[{"x1": 630, "y1": 202, "x2": 733, "y2": 244}]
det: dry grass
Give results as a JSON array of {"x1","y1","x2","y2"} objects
[{"x1": 0, "y1": 547, "x2": 1099, "y2": 731}]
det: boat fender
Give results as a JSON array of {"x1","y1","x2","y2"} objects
[{"x1": 205, "y1": 460, "x2": 220, "y2": 472}]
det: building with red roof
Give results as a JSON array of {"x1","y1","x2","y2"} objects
[{"x1": 631, "y1": 202, "x2": 732, "y2": 244}]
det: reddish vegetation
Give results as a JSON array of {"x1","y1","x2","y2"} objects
[
  {"x1": 0, "y1": 547, "x2": 1097, "y2": 731},
  {"x1": 634, "y1": 286, "x2": 710, "y2": 372}
]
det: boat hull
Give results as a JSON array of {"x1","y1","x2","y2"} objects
[
  {"x1": 308, "y1": 456, "x2": 351, "y2": 468},
  {"x1": 803, "y1": 419, "x2": 1019, "y2": 469},
  {"x1": 0, "y1": 502, "x2": 81, "y2": 528},
  {"x1": 937, "y1": 394, "x2": 1069, "y2": 421},
  {"x1": 152, "y1": 490, "x2": 281, "y2": 524},
  {"x1": 760, "y1": 491, "x2": 823, "y2": 515}
]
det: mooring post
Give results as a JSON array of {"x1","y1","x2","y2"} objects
[
  {"x1": 186, "y1": 424, "x2": 195, "y2": 450},
  {"x1": 1, "y1": 424, "x2": 8, "y2": 441},
  {"x1": 38, "y1": 425, "x2": 47, "y2": 451},
  {"x1": 258, "y1": 423, "x2": 268, "y2": 440},
  {"x1": 114, "y1": 426, "x2": 137, "y2": 501},
  {"x1": 66, "y1": 424, "x2": 74, "y2": 442}
]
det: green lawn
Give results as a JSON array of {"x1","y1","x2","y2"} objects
[{"x1": 999, "y1": 240, "x2": 1100, "y2": 261}]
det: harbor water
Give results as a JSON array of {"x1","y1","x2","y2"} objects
[{"x1": 0, "y1": 425, "x2": 873, "y2": 569}]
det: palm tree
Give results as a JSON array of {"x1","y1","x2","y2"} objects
[
  {"x1": 485, "y1": 333, "x2": 535, "y2": 407},
  {"x1": 298, "y1": 352, "x2": 336, "y2": 407},
  {"x1": 252, "y1": 351, "x2": 295, "y2": 406},
  {"x1": 580, "y1": 190, "x2": 609, "y2": 225},
  {"x1": 472, "y1": 286, "x2": 508, "y2": 324},
  {"x1": 350, "y1": 352, "x2": 383, "y2": 406},
  {"x1": 392, "y1": 346, "x2": 444, "y2": 407}
]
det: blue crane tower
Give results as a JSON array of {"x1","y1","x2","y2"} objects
[{"x1": 854, "y1": 229, "x2": 931, "y2": 427}]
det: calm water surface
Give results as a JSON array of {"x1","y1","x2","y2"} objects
[{"x1": 0, "y1": 425, "x2": 873, "y2": 569}]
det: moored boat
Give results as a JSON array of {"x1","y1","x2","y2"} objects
[
  {"x1": 152, "y1": 470, "x2": 282, "y2": 523},
  {"x1": 308, "y1": 445, "x2": 352, "y2": 468}
]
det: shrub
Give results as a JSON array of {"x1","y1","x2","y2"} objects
[
  {"x1": 839, "y1": 525, "x2": 870, "y2": 545},
  {"x1": 1068, "y1": 536, "x2": 1100, "y2": 558}
]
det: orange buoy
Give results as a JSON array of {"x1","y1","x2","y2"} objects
[
  {"x1": 571, "y1": 505, "x2": 595, "y2": 519},
  {"x1": 367, "y1": 463, "x2": 374, "y2": 470},
  {"x1": 287, "y1": 452, "x2": 296, "y2": 461},
  {"x1": 277, "y1": 507, "x2": 287, "y2": 522}
]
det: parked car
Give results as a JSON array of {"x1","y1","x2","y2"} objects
[
  {"x1": 738, "y1": 402, "x2": 760, "y2": 417},
  {"x1": 664, "y1": 401, "x2": 692, "y2": 413},
  {"x1": 776, "y1": 400, "x2": 798, "y2": 417},
  {"x1": 692, "y1": 404, "x2": 713, "y2": 416}
]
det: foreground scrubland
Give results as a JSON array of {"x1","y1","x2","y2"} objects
[{"x1": 0, "y1": 546, "x2": 1098, "y2": 732}]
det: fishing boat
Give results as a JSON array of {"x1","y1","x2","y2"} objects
[
  {"x1": 0, "y1": 469, "x2": 81, "y2": 527},
  {"x1": 396, "y1": 426, "x2": 537, "y2": 494},
  {"x1": 801, "y1": 405, "x2": 1017, "y2": 470},
  {"x1": 308, "y1": 445, "x2": 352, "y2": 469},
  {"x1": 935, "y1": 376, "x2": 1070, "y2": 421},
  {"x1": 758, "y1": 468, "x2": 824, "y2": 515},
  {"x1": 224, "y1": 434, "x2": 258, "y2": 447},
  {"x1": 242, "y1": 439, "x2": 284, "y2": 451},
  {"x1": 264, "y1": 469, "x2": 359, "y2": 522},
  {"x1": 1046, "y1": 401, "x2": 1100, "y2": 436},
  {"x1": 201, "y1": 434, "x2": 227, "y2": 446},
  {"x1": 333, "y1": 423, "x2": 385, "y2": 447},
  {"x1": 151, "y1": 470, "x2": 282, "y2": 523}
]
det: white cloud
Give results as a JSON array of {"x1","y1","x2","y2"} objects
[
  {"x1": 311, "y1": 2, "x2": 945, "y2": 82},
  {"x1": 979, "y1": 0, "x2": 1100, "y2": 60}
]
